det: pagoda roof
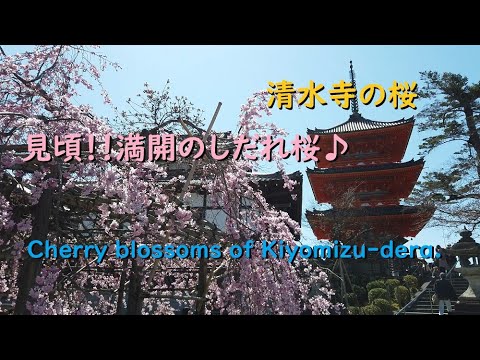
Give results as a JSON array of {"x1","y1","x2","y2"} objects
[
  {"x1": 307, "y1": 113, "x2": 415, "y2": 135},
  {"x1": 306, "y1": 158, "x2": 424, "y2": 175},
  {"x1": 306, "y1": 204, "x2": 432, "y2": 218},
  {"x1": 306, "y1": 204, "x2": 434, "y2": 239}
]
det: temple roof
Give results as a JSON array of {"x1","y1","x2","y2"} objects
[
  {"x1": 307, "y1": 113, "x2": 415, "y2": 135},
  {"x1": 306, "y1": 204, "x2": 433, "y2": 218},
  {"x1": 163, "y1": 169, "x2": 302, "y2": 184},
  {"x1": 306, "y1": 158, "x2": 424, "y2": 175},
  {"x1": 177, "y1": 131, "x2": 235, "y2": 149},
  {"x1": 254, "y1": 170, "x2": 302, "y2": 181}
]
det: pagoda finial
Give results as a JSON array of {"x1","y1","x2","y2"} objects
[{"x1": 349, "y1": 60, "x2": 359, "y2": 114}]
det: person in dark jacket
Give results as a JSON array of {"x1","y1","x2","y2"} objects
[{"x1": 434, "y1": 272, "x2": 457, "y2": 315}]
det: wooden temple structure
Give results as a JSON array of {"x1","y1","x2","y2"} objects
[{"x1": 306, "y1": 63, "x2": 434, "y2": 278}]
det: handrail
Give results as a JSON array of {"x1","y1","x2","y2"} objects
[
  {"x1": 395, "y1": 260, "x2": 459, "y2": 315},
  {"x1": 445, "y1": 260, "x2": 458, "y2": 279},
  {"x1": 395, "y1": 277, "x2": 434, "y2": 315}
]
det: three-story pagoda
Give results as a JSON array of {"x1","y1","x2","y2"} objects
[{"x1": 306, "y1": 63, "x2": 434, "y2": 276}]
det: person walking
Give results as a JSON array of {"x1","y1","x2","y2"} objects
[
  {"x1": 436, "y1": 245, "x2": 449, "y2": 273},
  {"x1": 434, "y1": 272, "x2": 457, "y2": 315}
]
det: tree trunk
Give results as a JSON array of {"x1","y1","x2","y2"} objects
[
  {"x1": 126, "y1": 259, "x2": 143, "y2": 315},
  {"x1": 195, "y1": 258, "x2": 208, "y2": 315},
  {"x1": 14, "y1": 188, "x2": 53, "y2": 315},
  {"x1": 464, "y1": 105, "x2": 480, "y2": 178},
  {"x1": 115, "y1": 258, "x2": 128, "y2": 314}
]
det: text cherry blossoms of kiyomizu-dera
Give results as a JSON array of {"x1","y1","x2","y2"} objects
[
  {"x1": 22, "y1": 132, "x2": 349, "y2": 163},
  {"x1": 267, "y1": 80, "x2": 418, "y2": 110}
]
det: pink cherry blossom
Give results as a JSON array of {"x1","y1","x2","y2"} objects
[{"x1": 0, "y1": 46, "x2": 338, "y2": 315}]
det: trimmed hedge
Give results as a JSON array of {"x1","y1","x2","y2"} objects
[
  {"x1": 366, "y1": 280, "x2": 386, "y2": 292},
  {"x1": 368, "y1": 288, "x2": 389, "y2": 303},
  {"x1": 395, "y1": 285, "x2": 411, "y2": 307},
  {"x1": 403, "y1": 275, "x2": 418, "y2": 289},
  {"x1": 362, "y1": 304, "x2": 382, "y2": 315},
  {"x1": 385, "y1": 279, "x2": 401, "y2": 297},
  {"x1": 348, "y1": 306, "x2": 363, "y2": 315},
  {"x1": 391, "y1": 302, "x2": 400, "y2": 311},
  {"x1": 372, "y1": 298, "x2": 392, "y2": 314}
]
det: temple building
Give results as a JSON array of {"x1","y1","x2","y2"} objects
[{"x1": 305, "y1": 63, "x2": 434, "y2": 277}]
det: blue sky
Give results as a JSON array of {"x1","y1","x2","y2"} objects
[{"x1": 6, "y1": 45, "x2": 480, "y2": 249}]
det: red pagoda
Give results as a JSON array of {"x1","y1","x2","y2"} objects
[{"x1": 306, "y1": 62, "x2": 434, "y2": 277}]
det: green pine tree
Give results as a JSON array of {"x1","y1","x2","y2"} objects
[{"x1": 409, "y1": 71, "x2": 480, "y2": 233}]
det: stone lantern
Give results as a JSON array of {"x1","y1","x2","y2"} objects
[{"x1": 447, "y1": 228, "x2": 480, "y2": 314}]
